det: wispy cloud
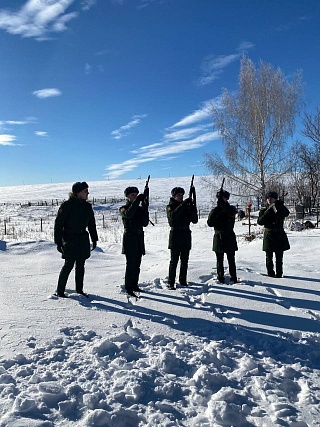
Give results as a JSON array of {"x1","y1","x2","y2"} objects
[
  {"x1": 35, "y1": 131, "x2": 48, "y2": 137},
  {"x1": 0, "y1": 120, "x2": 27, "y2": 128},
  {"x1": 81, "y1": 0, "x2": 96, "y2": 11},
  {"x1": 0, "y1": 0, "x2": 81, "y2": 40},
  {"x1": 198, "y1": 41, "x2": 254, "y2": 86},
  {"x1": 169, "y1": 99, "x2": 220, "y2": 128},
  {"x1": 95, "y1": 49, "x2": 111, "y2": 56},
  {"x1": 111, "y1": 114, "x2": 148, "y2": 140},
  {"x1": 33, "y1": 88, "x2": 62, "y2": 98},
  {"x1": 0, "y1": 134, "x2": 20, "y2": 146},
  {"x1": 0, "y1": 117, "x2": 37, "y2": 132},
  {"x1": 105, "y1": 99, "x2": 220, "y2": 179},
  {"x1": 276, "y1": 15, "x2": 310, "y2": 32},
  {"x1": 84, "y1": 63, "x2": 92, "y2": 75}
]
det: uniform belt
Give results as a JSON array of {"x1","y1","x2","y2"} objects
[
  {"x1": 124, "y1": 228, "x2": 143, "y2": 234},
  {"x1": 170, "y1": 227, "x2": 190, "y2": 231},
  {"x1": 66, "y1": 229, "x2": 86, "y2": 235},
  {"x1": 264, "y1": 228, "x2": 283, "y2": 232}
]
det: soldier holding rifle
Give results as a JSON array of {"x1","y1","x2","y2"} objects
[
  {"x1": 207, "y1": 179, "x2": 238, "y2": 284},
  {"x1": 120, "y1": 177, "x2": 150, "y2": 297},
  {"x1": 166, "y1": 175, "x2": 198, "y2": 289},
  {"x1": 257, "y1": 191, "x2": 290, "y2": 278}
]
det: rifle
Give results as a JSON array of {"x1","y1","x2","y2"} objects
[
  {"x1": 189, "y1": 174, "x2": 196, "y2": 206},
  {"x1": 143, "y1": 175, "x2": 155, "y2": 226},
  {"x1": 217, "y1": 177, "x2": 225, "y2": 206},
  {"x1": 143, "y1": 175, "x2": 150, "y2": 207}
]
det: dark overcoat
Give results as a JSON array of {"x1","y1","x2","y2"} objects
[
  {"x1": 54, "y1": 196, "x2": 98, "y2": 260},
  {"x1": 166, "y1": 198, "x2": 198, "y2": 250},
  {"x1": 257, "y1": 201, "x2": 290, "y2": 252},
  {"x1": 120, "y1": 198, "x2": 149, "y2": 255},
  {"x1": 207, "y1": 202, "x2": 238, "y2": 253}
]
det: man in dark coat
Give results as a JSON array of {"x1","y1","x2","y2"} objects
[
  {"x1": 207, "y1": 189, "x2": 238, "y2": 284},
  {"x1": 257, "y1": 191, "x2": 290, "y2": 277},
  {"x1": 166, "y1": 187, "x2": 198, "y2": 289},
  {"x1": 120, "y1": 186, "x2": 149, "y2": 297},
  {"x1": 54, "y1": 182, "x2": 98, "y2": 297}
]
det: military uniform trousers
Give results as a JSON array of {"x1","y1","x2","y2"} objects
[
  {"x1": 168, "y1": 246, "x2": 190, "y2": 286},
  {"x1": 125, "y1": 250, "x2": 142, "y2": 293},
  {"x1": 266, "y1": 251, "x2": 283, "y2": 277},
  {"x1": 215, "y1": 251, "x2": 237, "y2": 282},
  {"x1": 57, "y1": 257, "x2": 86, "y2": 294}
]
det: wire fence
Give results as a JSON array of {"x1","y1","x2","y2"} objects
[{"x1": 0, "y1": 201, "x2": 318, "y2": 242}]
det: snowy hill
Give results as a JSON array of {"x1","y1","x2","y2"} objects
[{"x1": 0, "y1": 177, "x2": 319, "y2": 426}]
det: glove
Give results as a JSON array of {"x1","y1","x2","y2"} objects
[
  {"x1": 91, "y1": 241, "x2": 97, "y2": 251},
  {"x1": 57, "y1": 245, "x2": 63, "y2": 254},
  {"x1": 137, "y1": 193, "x2": 145, "y2": 202},
  {"x1": 275, "y1": 199, "x2": 283, "y2": 207},
  {"x1": 182, "y1": 197, "x2": 192, "y2": 205}
]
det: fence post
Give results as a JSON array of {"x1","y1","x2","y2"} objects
[
  {"x1": 41, "y1": 218, "x2": 43, "y2": 232},
  {"x1": 4, "y1": 219, "x2": 6, "y2": 235},
  {"x1": 103, "y1": 214, "x2": 105, "y2": 228}
]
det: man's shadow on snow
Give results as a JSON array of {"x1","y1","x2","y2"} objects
[
  {"x1": 87, "y1": 292, "x2": 319, "y2": 370},
  {"x1": 87, "y1": 290, "x2": 320, "y2": 333},
  {"x1": 282, "y1": 275, "x2": 320, "y2": 284}
]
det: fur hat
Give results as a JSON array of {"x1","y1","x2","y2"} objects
[
  {"x1": 171, "y1": 187, "x2": 185, "y2": 197},
  {"x1": 72, "y1": 181, "x2": 88, "y2": 194},
  {"x1": 266, "y1": 191, "x2": 278, "y2": 199},
  {"x1": 124, "y1": 186, "x2": 139, "y2": 197},
  {"x1": 216, "y1": 189, "x2": 230, "y2": 200}
]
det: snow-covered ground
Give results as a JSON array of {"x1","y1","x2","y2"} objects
[{"x1": 0, "y1": 178, "x2": 319, "y2": 427}]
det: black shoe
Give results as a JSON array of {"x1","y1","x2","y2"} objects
[
  {"x1": 77, "y1": 291, "x2": 89, "y2": 298},
  {"x1": 167, "y1": 285, "x2": 176, "y2": 290},
  {"x1": 217, "y1": 277, "x2": 225, "y2": 284},
  {"x1": 230, "y1": 277, "x2": 238, "y2": 283},
  {"x1": 275, "y1": 273, "x2": 283, "y2": 278},
  {"x1": 127, "y1": 291, "x2": 139, "y2": 298},
  {"x1": 268, "y1": 271, "x2": 276, "y2": 277},
  {"x1": 133, "y1": 286, "x2": 143, "y2": 292},
  {"x1": 54, "y1": 292, "x2": 68, "y2": 298},
  {"x1": 179, "y1": 282, "x2": 188, "y2": 287}
]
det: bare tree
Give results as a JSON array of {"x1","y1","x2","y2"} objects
[
  {"x1": 289, "y1": 108, "x2": 320, "y2": 208},
  {"x1": 205, "y1": 56, "x2": 303, "y2": 202},
  {"x1": 302, "y1": 107, "x2": 320, "y2": 144}
]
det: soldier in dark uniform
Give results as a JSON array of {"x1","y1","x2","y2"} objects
[
  {"x1": 207, "y1": 189, "x2": 238, "y2": 284},
  {"x1": 120, "y1": 186, "x2": 149, "y2": 296},
  {"x1": 257, "y1": 191, "x2": 290, "y2": 277},
  {"x1": 54, "y1": 182, "x2": 98, "y2": 298},
  {"x1": 166, "y1": 187, "x2": 198, "y2": 289}
]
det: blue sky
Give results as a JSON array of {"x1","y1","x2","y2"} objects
[{"x1": 0, "y1": 0, "x2": 320, "y2": 186}]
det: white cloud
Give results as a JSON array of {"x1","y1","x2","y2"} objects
[
  {"x1": 163, "y1": 125, "x2": 211, "y2": 142},
  {"x1": 85, "y1": 63, "x2": 92, "y2": 75},
  {"x1": 106, "y1": 100, "x2": 221, "y2": 179},
  {"x1": 0, "y1": 134, "x2": 19, "y2": 146},
  {"x1": 0, "y1": 117, "x2": 37, "y2": 132},
  {"x1": 95, "y1": 49, "x2": 111, "y2": 56},
  {"x1": 111, "y1": 114, "x2": 148, "y2": 140},
  {"x1": 0, "y1": 120, "x2": 27, "y2": 126},
  {"x1": 0, "y1": 0, "x2": 79, "y2": 39},
  {"x1": 198, "y1": 42, "x2": 254, "y2": 86},
  {"x1": 170, "y1": 98, "x2": 220, "y2": 128},
  {"x1": 81, "y1": 0, "x2": 96, "y2": 11},
  {"x1": 35, "y1": 131, "x2": 48, "y2": 137},
  {"x1": 33, "y1": 88, "x2": 62, "y2": 98},
  {"x1": 105, "y1": 131, "x2": 219, "y2": 179}
]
